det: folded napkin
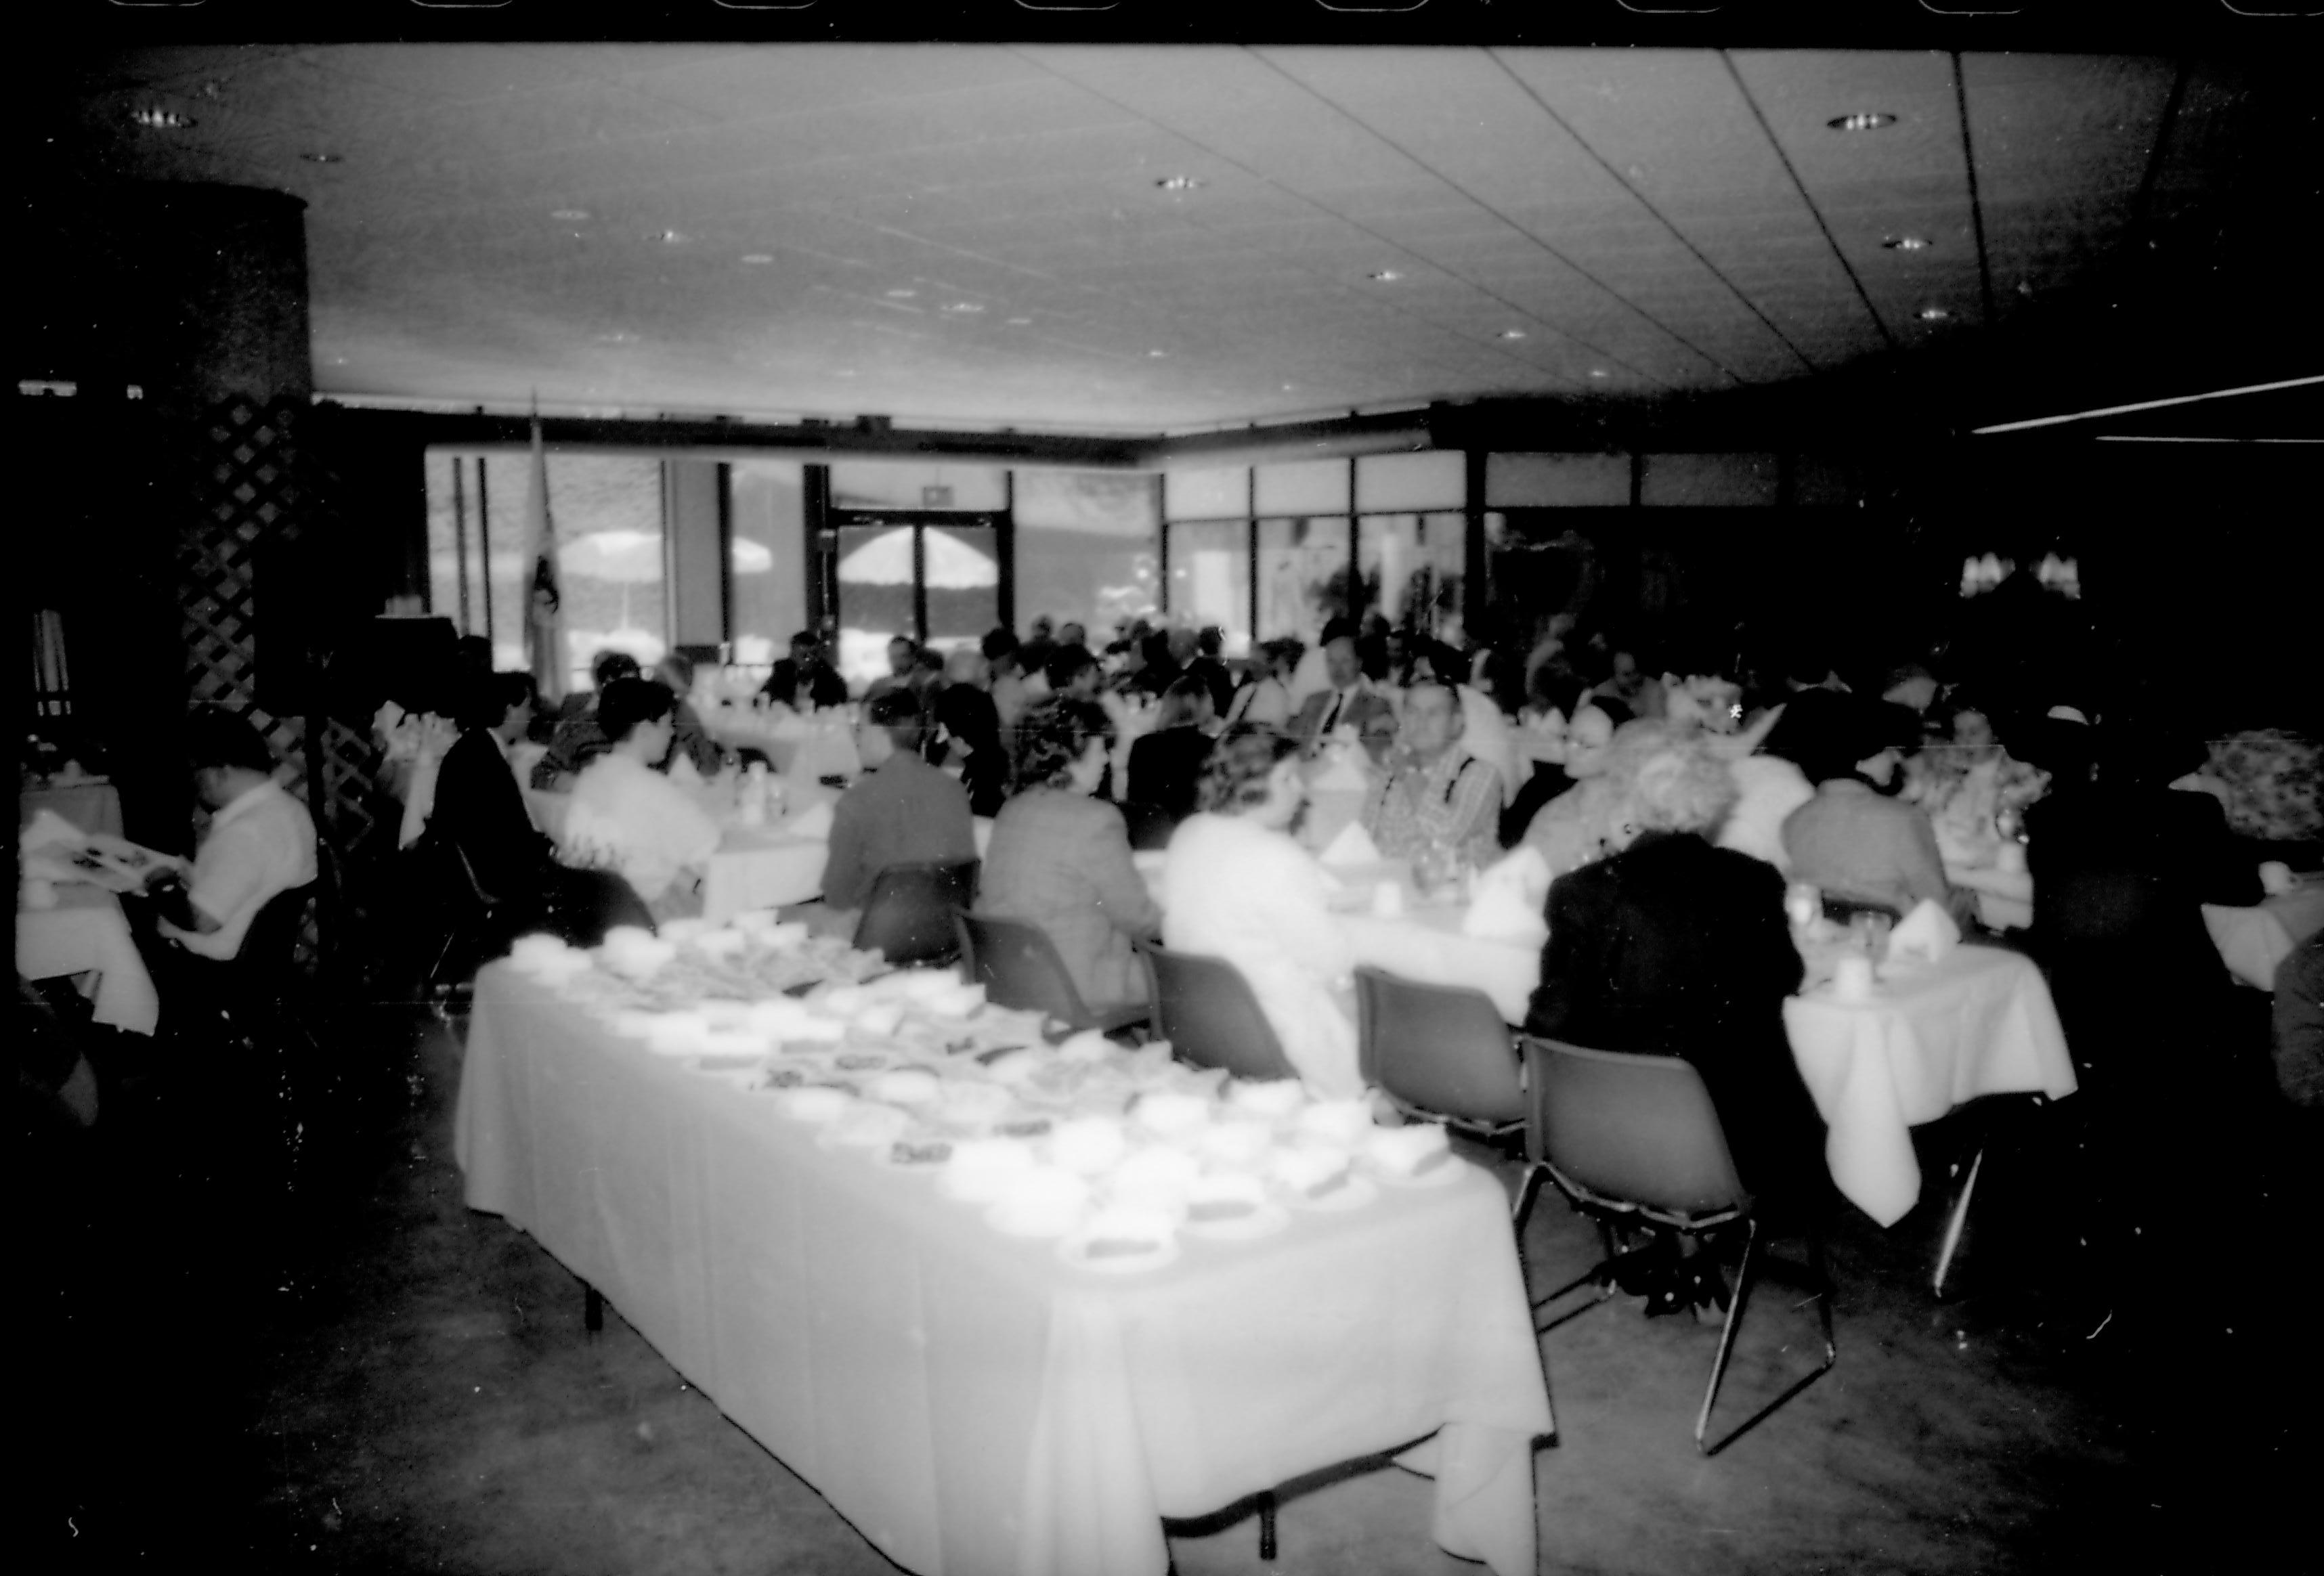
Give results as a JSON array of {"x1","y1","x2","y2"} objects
[
  {"x1": 1887, "y1": 898, "x2": 1960, "y2": 967},
  {"x1": 1462, "y1": 845, "x2": 1551, "y2": 944},
  {"x1": 1310, "y1": 742, "x2": 1372, "y2": 794},
  {"x1": 1318, "y1": 819, "x2": 1382, "y2": 869},
  {"x1": 781, "y1": 800, "x2": 836, "y2": 841}
]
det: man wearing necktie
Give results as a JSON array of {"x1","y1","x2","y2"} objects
[{"x1": 1291, "y1": 617, "x2": 1397, "y2": 763}]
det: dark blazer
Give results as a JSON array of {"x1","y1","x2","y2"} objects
[
  {"x1": 1184, "y1": 655, "x2": 1236, "y2": 718},
  {"x1": 979, "y1": 789, "x2": 1161, "y2": 1009},
  {"x1": 2027, "y1": 781, "x2": 2263, "y2": 1087},
  {"x1": 932, "y1": 682, "x2": 1008, "y2": 818},
  {"x1": 760, "y1": 658, "x2": 848, "y2": 712},
  {"x1": 431, "y1": 728, "x2": 555, "y2": 902},
  {"x1": 1291, "y1": 684, "x2": 1398, "y2": 753},
  {"x1": 1124, "y1": 725, "x2": 1215, "y2": 829},
  {"x1": 1525, "y1": 831, "x2": 1819, "y2": 1201}
]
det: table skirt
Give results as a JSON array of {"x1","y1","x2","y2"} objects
[
  {"x1": 18, "y1": 885, "x2": 160, "y2": 1035},
  {"x1": 454, "y1": 966, "x2": 1552, "y2": 1576}
]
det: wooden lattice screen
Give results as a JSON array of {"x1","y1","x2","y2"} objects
[{"x1": 178, "y1": 393, "x2": 393, "y2": 980}]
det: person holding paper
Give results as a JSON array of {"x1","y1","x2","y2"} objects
[
  {"x1": 142, "y1": 707, "x2": 318, "y2": 964},
  {"x1": 1163, "y1": 725, "x2": 1362, "y2": 1099},
  {"x1": 1360, "y1": 675, "x2": 1503, "y2": 871}
]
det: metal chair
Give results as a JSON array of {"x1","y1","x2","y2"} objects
[
  {"x1": 954, "y1": 911, "x2": 1148, "y2": 1037},
  {"x1": 853, "y1": 858, "x2": 980, "y2": 967},
  {"x1": 1138, "y1": 944, "x2": 1301, "y2": 1082},
  {"x1": 1522, "y1": 1036, "x2": 1836, "y2": 1455}
]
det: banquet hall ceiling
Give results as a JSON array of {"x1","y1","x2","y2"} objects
[{"x1": 41, "y1": 43, "x2": 2309, "y2": 435}]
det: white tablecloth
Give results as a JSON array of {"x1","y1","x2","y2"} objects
[
  {"x1": 702, "y1": 828, "x2": 831, "y2": 921},
  {"x1": 18, "y1": 883, "x2": 161, "y2": 1035},
  {"x1": 1782, "y1": 946, "x2": 2076, "y2": 1227},
  {"x1": 702, "y1": 707, "x2": 863, "y2": 784},
  {"x1": 453, "y1": 966, "x2": 1552, "y2": 1576}
]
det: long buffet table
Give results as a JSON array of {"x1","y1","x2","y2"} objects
[{"x1": 453, "y1": 963, "x2": 1553, "y2": 1576}]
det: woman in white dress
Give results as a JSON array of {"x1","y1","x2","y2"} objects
[
  {"x1": 558, "y1": 678, "x2": 723, "y2": 923},
  {"x1": 1161, "y1": 724, "x2": 1362, "y2": 1098}
]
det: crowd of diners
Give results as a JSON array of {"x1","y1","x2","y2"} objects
[{"x1": 75, "y1": 598, "x2": 2321, "y2": 1325}]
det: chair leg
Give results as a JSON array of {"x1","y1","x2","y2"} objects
[
  {"x1": 1257, "y1": 1493, "x2": 1276, "y2": 1560},
  {"x1": 1931, "y1": 1145, "x2": 1985, "y2": 1300},
  {"x1": 1696, "y1": 1219, "x2": 1761, "y2": 1451}
]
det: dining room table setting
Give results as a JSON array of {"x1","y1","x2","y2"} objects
[
  {"x1": 18, "y1": 806, "x2": 178, "y2": 1036},
  {"x1": 454, "y1": 909, "x2": 1555, "y2": 1576}
]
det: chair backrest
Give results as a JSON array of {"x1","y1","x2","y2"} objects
[
  {"x1": 854, "y1": 859, "x2": 981, "y2": 967},
  {"x1": 234, "y1": 880, "x2": 320, "y2": 1001},
  {"x1": 955, "y1": 911, "x2": 1096, "y2": 1027},
  {"x1": 1523, "y1": 1037, "x2": 1750, "y2": 1221},
  {"x1": 1140, "y1": 944, "x2": 1299, "y2": 1081},
  {"x1": 1354, "y1": 967, "x2": 1525, "y2": 1125}
]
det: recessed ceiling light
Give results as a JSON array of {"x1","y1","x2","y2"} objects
[
  {"x1": 1918, "y1": 306, "x2": 1952, "y2": 322},
  {"x1": 551, "y1": 209, "x2": 590, "y2": 221},
  {"x1": 1369, "y1": 269, "x2": 1404, "y2": 282},
  {"x1": 1828, "y1": 112, "x2": 1897, "y2": 131},
  {"x1": 1282, "y1": 383, "x2": 1297, "y2": 392},
  {"x1": 885, "y1": 288, "x2": 918, "y2": 299},
  {"x1": 1497, "y1": 329, "x2": 1528, "y2": 341},
  {"x1": 1588, "y1": 368, "x2": 1610, "y2": 379},
  {"x1": 1155, "y1": 176, "x2": 1203, "y2": 192},
  {"x1": 1005, "y1": 317, "x2": 1033, "y2": 326},
  {"x1": 129, "y1": 107, "x2": 194, "y2": 129},
  {"x1": 1147, "y1": 349, "x2": 1167, "y2": 358},
  {"x1": 943, "y1": 302, "x2": 985, "y2": 314},
  {"x1": 301, "y1": 152, "x2": 343, "y2": 165},
  {"x1": 1883, "y1": 235, "x2": 1932, "y2": 251},
  {"x1": 653, "y1": 230, "x2": 689, "y2": 244},
  {"x1": 596, "y1": 332, "x2": 639, "y2": 344},
  {"x1": 740, "y1": 253, "x2": 774, "y2": 265}
]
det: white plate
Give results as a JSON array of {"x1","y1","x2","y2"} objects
[
  {"x1": 1056, "y1": 1233, "x2": 1182, "y2": 1274},
  {"x1": 1180, "y1": 1202, "x2": 1291, "y2": 1241},
  {"x1": 1286, "y1": 1174, "x2": 1379, "y2": 1212},
  {"x1": 981, "y1": 1200, "x2": 1086, "y2": 1240}
]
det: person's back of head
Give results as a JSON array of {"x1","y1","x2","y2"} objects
[
  {"x1": 1197, "y1": 625, "x2": 1224, "y2": 659},
  {"x1": 1046, "y1": 644, "x2": 1098, "y2": 695},
  {"x1": 592, "y1": 650, "x2": 641, "y2": 692},
  {"x1": 655, "y1": 651, "x2": 695, "y2": 691},
  {"x1": 1156, "y1": 674, "x2": 1213, "y2": 731},
  {"x1": 865, "y1": 687, "x2": 926, "y2": 756},
  {"x1": 596, "y1": 677, "x2": 675, "y2": 743},
  {"x1": 981, "y1": 627, "x2": 1020, "y2": 667}
]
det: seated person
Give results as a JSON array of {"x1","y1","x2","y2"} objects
[
  {"x1": 142, "y1": 707, "x2": 320, "y2": 966},
  {"x1": 1588, "y1": 645, "x2": 1667, "y2": 722},
  {"x1": 557, "y1": 679, "x2": 722, "y2": 923},
  {"x1": 808, "y1": 689, "x2": 977, "y2": 938},
  {"x1": 2275, "y1": 936, "x2": 2324, "y2": 1113},
  {"x1": 532, "y1": 649, "x2": 642, "y2": 789},
  {"x1": 429, "y1": 672, "x2": 557, "y2": 905},
  {"x1": 652, "y1": 652, "x2": 728, "y2": 779},
  {"x1": 1123, "y1": 676, "x2": 1218, "y2": 831},
  {"x1": 1185, "y1": 626, "x2": 1237, "y2": 718},
  {"x1": 978, "y1": 697, "x2": 1161, "y2": 1013},
  {"x1": 759, "y1": 629, "x2": 848, "y2": 712},
  {"x1": 931, "y1": 645, "x2": 1008, "y2": 817},
  {"x1": 1290, "y1": 617, "x2": 1398, "y2": 762},
  {"x1": 1525, "y1": 736, "x2": 1821, "y2": 1308},
  {"x1": 1519, "y1": 704, "x2": 1645, "y2": 877},
  {"x1": 1162, "y1": 726, "x2": 1362, "y2": 1099},
  {"x1": 983, "y1": 628, "x2": 1031, "y2": 730},
  {"x1": 1045, "y1": 642, "x2": 1104, "y2": 704},
  {"x1": 1903, "y1": 694, "x2": 2050, "y2": 863},
  {"x1": 1361, "y1": 674, "x2": 1504, "y2": 871},
  {"x1": 1222, "y1": 637, "x2": 1300, "y2": 730},
  {"x1": 1782, "y1": 699, "x2": 1957, "y2": 921},
  {"x1": 862, "y1": 634, "x2": 920, "y2": 705}
]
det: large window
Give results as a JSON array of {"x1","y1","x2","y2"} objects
[
  {"x1": 426, "y1": 450, "x2": 666, "y2": 693},
  {"x1": 1255, "y1": 517, "x2": 1352, "y2": 643},
  {"x1": 1012, "y1": 470, "x2": 1159, "y2": 647},
  {"x1": 1163, "y1": 520, "x2": 1251, "y2": 655},
  {"x1": 728, "y1": 458, "x2": 807, "y2": 681}
]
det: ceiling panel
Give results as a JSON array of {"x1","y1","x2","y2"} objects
[{"x1": 36, "y1": 41, "x2": 2290, "y2": 433}]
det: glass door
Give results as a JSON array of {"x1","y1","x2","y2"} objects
[{"x1": 826, "y1": 511, "x2": 1003, "y2": 690}]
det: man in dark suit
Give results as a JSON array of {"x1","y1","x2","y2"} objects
[
  {"x1": 759, "y1": 629, "x2": 848, "y2": 712},
  {"x1": 1184, "y1": 625, "x2": 1237, "y2": 718},
  {"x1": 1290, "y1": 617, "x2": 1398, "y2": 762},
  {"x1": 1526, "y1": 735, "x2": 1820, "y2": 1212}
]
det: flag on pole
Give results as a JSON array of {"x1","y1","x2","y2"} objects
[{"x1": 523, "y1": 408, "x2": 568, "y2": 705}]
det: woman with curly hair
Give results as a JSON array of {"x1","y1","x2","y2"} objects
[
  {"x1": 976, "y1": 695, "x2": 1161, "y2": 1013},
  {"x1": 1161, "y1": 724, "x2": 1362, "y2": 1097},
  {"x1": 1526, "y1": 734, "x2": 1820, "y2": 1312}
]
